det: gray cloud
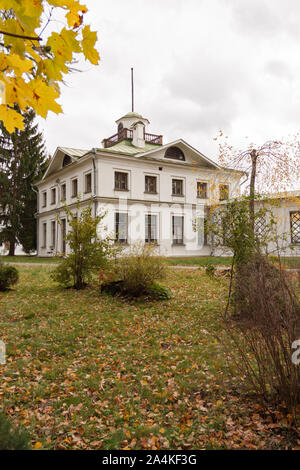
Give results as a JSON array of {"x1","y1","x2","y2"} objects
[{"x1": 38, "y1": 0, "x2": 300, "y2": 163}]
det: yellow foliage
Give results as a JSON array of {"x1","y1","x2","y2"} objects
[
  {"x1": 0, "y1": 105, "x2": 25, "y2": 132},
  {"x1": 0, "y1": 0, "x2": 100, "y2": 132}
]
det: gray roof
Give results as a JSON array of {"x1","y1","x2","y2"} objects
[{"x1": 58, "y1": 147, "x2": 89, "y2": 158}]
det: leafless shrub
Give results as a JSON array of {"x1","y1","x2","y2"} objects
[{"x1": 221, "y1": 255, "x2": 300, "y2": 422}]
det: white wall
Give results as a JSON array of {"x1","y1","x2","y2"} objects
[{"x1": 36, "y1": 150, "x2": 241, "y2": 257}]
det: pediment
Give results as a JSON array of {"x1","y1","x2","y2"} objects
[
  {"x1": 42, "y1": 147, "x2": 88, "y2": 180},
  {"x1": 137, "y1": 139, "x2": 219, "y2": 169}
]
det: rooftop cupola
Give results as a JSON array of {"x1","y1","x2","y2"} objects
[
  {"x1": 102, "y1": 112, "x2": 163, "y2": 149},
  {"x1": 102, "y1": 69, "x2": 163, "y2": 149}
]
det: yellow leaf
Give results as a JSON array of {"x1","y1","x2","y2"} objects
[
  {"x1": 0, "y1": 105, "x2": 24, "y2": 133},
  {"x1": 7, "y1": 54, "x2": 33, "y2": 74},
  {"x1": 29, "y1": 79, "x2": 62, "y2": 118},
  {"x1": 81, "y1": 25, "x2": 100, "y2": 65},
  {"x1": 34, "y1": 441, "x2": 43, "y2": 449}
]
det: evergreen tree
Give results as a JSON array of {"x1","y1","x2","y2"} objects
[{"x1": 0, "y1": 107, "x2": 48, "y2": 255}]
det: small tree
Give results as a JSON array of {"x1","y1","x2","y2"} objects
[
  {"x1": 0, "y1": 256, "x2": 19, "y2": 291},
  {"x1": 51, "y1": 201, "x2": 115, "y2": 290},
  {"x1": 0, "y1": 413, "x2": 30, "y2": 450}
]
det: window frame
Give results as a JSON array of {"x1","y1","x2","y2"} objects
[
  {"x1": 42, "y1": 222, "x2": 47, "y2": 248},
  {"x1": 50, "y1": 220, "x2": 56, "y2": 249},
  {"x1": 60, "y1": 183, "x2": 66, "y2": 201},
  {"x1": 71, "y1": 178, "x2": 78, "y2": 198},
  {"x1": 172, "y1": 215, "x2": 184, "y2": 245},
  {"x1": 115, "y1": 212, "x2": 128, "y2": 244},
  {"x1": 145, "y1": 175, "x2": 157, "y2": 194},
  {"x1": 50, "y1": 187, "x2": 56, "y2": 205},
  {"x1": 42, "y1": 191, "x2": 47, "y2": 208},
  {"x1": 290, "y1": 211, "x2": 300, "y2": 245},
  {"x1": 172, "y1": 178, "x2": 184, "y2": 197},
  {"x1": 197, "y1": 181, "x2": 208, "y2": 199},
  {"x1": 164, "y1": 146, "x2": 185, "y2": 161},
  {"x1": 219, "y1": 184, "x2": 229, "y2": 201},
  {"x1": 84, "y1": 172, "x2": 92, "y2": 194},
  {"x1": 114, "y1": 171, "x2": 128, "y2": 191},
  {"x1": 145, "y1": 214, "x2": 158, "y2": 244},
  {"x1": 197, "y1": 216, "x2": 208, "y2": 246}
]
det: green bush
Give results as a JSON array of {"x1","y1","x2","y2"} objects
[
  {"x1": 0, "y1": 262, "x2": 19, "y2": 291},
  {"x1": 51, "y1": 201, "x2": 117, "y2": 289},
  {"x1": 101, "y1": 244, "x2": 169, "y2": 299},
  {"x1": 113, "y1": 243, "x2": 167, "y2": 297},
  {"x1": 0, "y1": 413, "x2": 30, "y2": 450},
  {"x1": 146, "y1": 282, "x2": 171, "y2": 300}
]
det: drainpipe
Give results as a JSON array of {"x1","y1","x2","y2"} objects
[{"x1": 92, "y1": 148, "x2": 98, "y2": 218}]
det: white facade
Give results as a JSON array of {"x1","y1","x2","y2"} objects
[{"x1": 35, "y1": 112, "x2": 243, "y2": 257}]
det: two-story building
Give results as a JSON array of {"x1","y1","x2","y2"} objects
[{"x1": 36, "y1": 111, "x2": 243, "y2": 257}]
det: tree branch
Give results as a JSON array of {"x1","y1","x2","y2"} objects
[{"x1": 0, "y1": 30, "x2": 41, "y2": 41}]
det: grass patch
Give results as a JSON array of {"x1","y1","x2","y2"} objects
[
  {"x1": 166, "y1": 256, "x2": 233, "y2": 266},
  {"x1": 3, "y1": 256, "x2": 60, "y2": 264},
  {"x1": 0, "y1": 266, "x2": 298, "y2": 450}
]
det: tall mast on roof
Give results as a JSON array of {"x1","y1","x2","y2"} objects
[{"x1": 131, "y1": 67, "x2": 134, "y2": 112}]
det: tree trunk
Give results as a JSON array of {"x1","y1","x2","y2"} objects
[
  {"x1": 249, "y1": 149, "x2": 258, "y2": 235},
  {"x1": 8, "y1": 236, "x2": 15, "y2": 256}
]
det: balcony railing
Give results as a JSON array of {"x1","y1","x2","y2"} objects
[{"x1": 103, "y1": 128, "x2": 163, "y2": 148}]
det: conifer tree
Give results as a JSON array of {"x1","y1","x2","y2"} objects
[{"x1": 0, "y1": 107, "x2": 48, "y2": 255}]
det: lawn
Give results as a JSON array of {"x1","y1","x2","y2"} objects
[
  {"x1": 0, "y1": 266, "x2": 297, "y2": 449},
  {"x1": 3, "y1": 256, "x2": 60, "y2": 264},
  {"x1": 4, "y1": 254, "x2": 300, "y2": 269},
  {"x1": 166, "y1": 256, "x2": 233, "y2": 266}
]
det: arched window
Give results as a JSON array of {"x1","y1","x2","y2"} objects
[
  {"x1": 118, "y1": 122, "x2": 124, "y2": 136},
  {"x1": 164, "y1": 146, "x2": 185, "y2": 161},
  {"x1": 62, "y1": 154, "x2": 72, "y2": 167}
]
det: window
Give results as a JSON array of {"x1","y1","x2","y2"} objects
[
  {"x1": 172, "y1": 179, "x2": 183, "y2": 196},
  {"x1": 61, "y1": 183, "x2": 66, "y2": 201},
  {"x1": 42, "y1": 191, "x2": 47, "y2": 208},
  {"x1": 51, "y1": 220, "x2": 56, "y2": 248},
  {"x1": 72, "y1": 178, "x2": 78, "y2": 198},
  {"x1": 115, "y1": 213, "x2": 128, "y2": 244},
  {"x1": 165, "y1": 146, "x2": 185, "y2": 161},
  {"x1": 255, "y1": 216, "x2": 267, "y2": 240},
  {"x1": 62, "y1": 154, "x2": 72, "y2": 167},
  {"x1": 85, "y1": 173, "x2": 92, "y2": 193},
  {"x1": 145, "y1": 175, "x2": 157, "y2": 194},
  {"x1": 290, "y1": 211, "x2": 300, "y2": 244},
  {"x1": 51, "y1": 187, "x2": 56, "y2": 205},
  {"x1": 197, "y1": 217, "x2": 208, "y2": 246},
  {"x1": 42, "y1": 223, "x2": 47, "y2": 248},
  {"x1": 115, "y1": 172, "x2": 128, "y2": 191},
  {"x1": 197, "y1": 182, "x2": 208, "y2": 199},
  {"x1": 61, "y1": 219, "x2": 66, "y2": 254},
  {"x1": 145, "y1": 214, "x2": 158, "y2": 244},
  {"x1": 219, "y1": 184, "x2": 229, "y2": 201},
  {"x1": 172, "y1": 216, "x2": 184, "y2": 245}
]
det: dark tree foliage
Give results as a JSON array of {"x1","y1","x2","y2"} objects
[{"x1": 0, "y1": 106, "x2": 48, "y2": 255}]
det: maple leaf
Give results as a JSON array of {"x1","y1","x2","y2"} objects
[
  {"x1": 81, "y1": 25, "x2": 100, "y2": 65},
  {"x1": 0, "y1": 105, "x2": 24, "y2": 133}
]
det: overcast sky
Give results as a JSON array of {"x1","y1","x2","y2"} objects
[{"x1": 39, "y1": 0, "x2": 300, "y2": 163}]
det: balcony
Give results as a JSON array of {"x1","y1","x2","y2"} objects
[{"x1": 103, "y1": 128, "x2": 163, "y2": 148}]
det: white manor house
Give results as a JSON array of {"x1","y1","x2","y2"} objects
[{"x1": 36, "y1": 111, "x2": 300, "y2": 257}]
